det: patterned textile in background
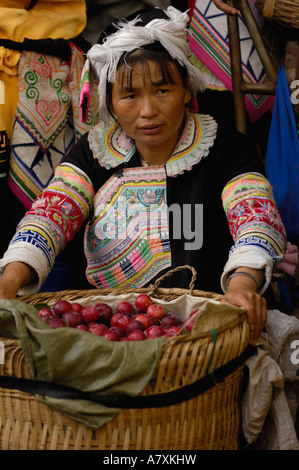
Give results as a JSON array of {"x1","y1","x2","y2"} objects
[
  {"x1": 69, "y1": 43, "x2": 99, "y2": 138},
  {"x1": 190, "y1": 51, "x2": 228, "y2": 91},
  {"x1": 85, "y1": 166, "x2": 171, "y2": 289},
  {"x1": 0, "y1": 0, "x2": 87, "y2": 144},
  {"x1": 222, "y1": 172, "x2": 287, "y2": 262},
  {"x1": 8, "y1": 45, "x2": 99, "y2": 210},
  {"x1": 188, "y1": 0, "x2": 281, "y2": 122}
]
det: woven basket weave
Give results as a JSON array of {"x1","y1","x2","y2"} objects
[
  {"x1": 0, "y1": 267, "x2": 249, "y2": 450},
  {"x1": 257, "y1": 0, "x2": 299, "y2": 29}
]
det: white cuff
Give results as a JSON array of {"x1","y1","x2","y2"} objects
[
  {"x1": 0, "y1": 244, "x2": 51, "y2": 296},
  {"x1": 221, "y1": 246, "x2": 275, "y2": 295}
]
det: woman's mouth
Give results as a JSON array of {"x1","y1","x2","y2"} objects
[{"x1": 139, "y1": 124, "x2": 163, "y2": 135}]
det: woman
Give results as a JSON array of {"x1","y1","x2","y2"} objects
[{"x1": 0, "y1": 6, "x2": 287, "y2": 345}]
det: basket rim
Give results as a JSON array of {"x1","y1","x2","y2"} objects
[
  {"x1": 18, "y1": 286, "x2": 224, "y2": 303},
  {"x1": 257, "y1": 0, "x2": 299, "y2": 28}
]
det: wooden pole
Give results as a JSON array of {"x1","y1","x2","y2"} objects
[
  {"x1": 227, "y1": 0, "x2": 277, "y2": 133},
  {"x1": 227, "y1": 0, "x2": 247, "y2": 133}
]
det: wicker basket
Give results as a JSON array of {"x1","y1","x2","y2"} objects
[
  {"x1": 0, "y1": 267, "x2": 249, "y2": 450},
  {"x1": 257, "y1": 0, "x2": 299, "y2": 29}
]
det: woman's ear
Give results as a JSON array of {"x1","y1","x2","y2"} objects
[
  {"x1": 184, "y1": 87, "x2": 192, "y2": 106},
  {"x1": 107, "y1": 97, "x2": 118, "y2": 122},
  {"x1": 186, "y1": 96, "x2": 199, "y2": 113}
]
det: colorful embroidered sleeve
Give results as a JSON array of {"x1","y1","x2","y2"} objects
[
  {"x1": 0, "y1": 163, "x2": 94, "y2": 294},
  {"x1": 221, "y1": 172, "x2": 287, "y2": 293}
]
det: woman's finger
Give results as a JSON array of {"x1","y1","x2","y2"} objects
[
  {"x1": 212, "y1": 0, "x2": 239, "y2": 14},
  {"x1": 221, "y1": 290, "x2": 267, "y2": 345}
]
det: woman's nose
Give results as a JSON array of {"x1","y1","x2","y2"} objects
[{"x1": 139, "y1": 97, "x2": 158, "y2": 117}]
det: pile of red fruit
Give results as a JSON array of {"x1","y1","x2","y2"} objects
[{"x1": 38, "y1": 294, "x2": 200, "y2": 341}]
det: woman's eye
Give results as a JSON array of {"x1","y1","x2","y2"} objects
[
  {"x1": 158, "y1": 89, "x2": 168, "y2": 94},
  {"x1": 125, "y1": 94, "x2": 136, "y2": 100}
]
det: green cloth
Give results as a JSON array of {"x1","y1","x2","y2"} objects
[{"x1": 0, "y1": 299, "x2": 165, "y2": 429}]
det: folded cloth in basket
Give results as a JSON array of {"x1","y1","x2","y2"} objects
[{"x1": 0, "y1": 299, "x2": 165, "y2": 429}]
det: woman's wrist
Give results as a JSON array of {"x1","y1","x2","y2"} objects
[
  {"x1": 0, "y1": 262, "x2": 36, "y2": 298},
  {"x1": 227, "y1": 267, "x2": 265, "y2": 292}
]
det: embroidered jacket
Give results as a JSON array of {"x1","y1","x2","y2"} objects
[{"x1": 0, "y1": 111, "x2": 287, "y2": 295}]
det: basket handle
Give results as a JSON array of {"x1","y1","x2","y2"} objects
[{"x1": 148, "y1": 265, "x2": 197, "y2": 297}]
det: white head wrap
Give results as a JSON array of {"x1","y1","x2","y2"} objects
[{"x1": 85, "y1": 6, "x2": 206, "y2": 123}]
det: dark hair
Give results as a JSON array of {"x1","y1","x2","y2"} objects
[{"x1": 106, "y1": 42, "x2": 190, "y2": 118}]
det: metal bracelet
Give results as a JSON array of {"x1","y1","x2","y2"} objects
[{"x1": 227, "y1": 271, "x2": 261, "y2": 290}]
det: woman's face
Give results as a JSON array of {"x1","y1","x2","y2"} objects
[{"x1": 111, "y1": 60, "x2": 191, "y2": 158}]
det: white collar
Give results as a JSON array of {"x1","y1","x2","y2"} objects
[{"x1": 88, "y1": 110, "x2": 217, "y2": 177}]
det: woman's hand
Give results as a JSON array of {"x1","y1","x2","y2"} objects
[
  {"x1": 221, "y1": 268, "x2": 267, "y2": 345},
  {"x1": 0, "y1": 262, "x2": 36, "y2": 299},
  {"x1": 212, "y1": 0, "x2": 239, "y2": 15}
]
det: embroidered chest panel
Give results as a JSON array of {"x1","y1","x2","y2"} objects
[{"x1": 85, "y1": 166, "x2": 171, "y2": 288}]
